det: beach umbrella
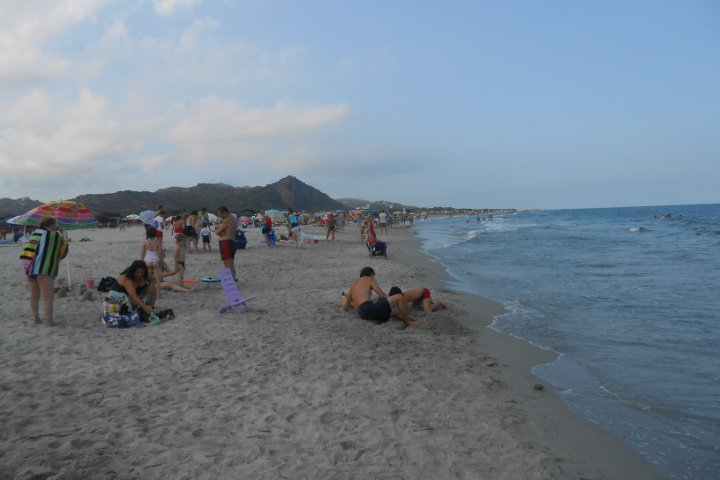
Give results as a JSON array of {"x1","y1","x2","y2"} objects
[
  {"x1": 13, "y1": 201, "x2": 100, "y2": 230},
  {"x1": 124, "y1": 214, "x2": 140, "y2": 221},
  {"x1": 239, "y1": 216, "x2": 251, "y2": 225},
  {"x1": 14, "y1": 201, "x2": 100, "y2": 284},
  {"x1": 139, "y1": 210, "x2": 156, "y2": 225},
  {"x1": 264, "y1": 210, "x2": 286, "y2": 224}
]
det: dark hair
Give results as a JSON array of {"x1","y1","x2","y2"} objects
[
  {"x1": 191, "y1": 210, "x2": 198, "y2": 215},
  {"x1": 38, "y1": 216, "x2": 58, "y2": 229},
  {"x1": 218, "y1": 206, "x2": 228, "y2": 214},
  {"x1": 360, "y1": 267, "x2": 375, "y2": 277},
  {"x1": 288, "y1": 207, "x2": 294, "y2": 214},
  {"x1": 145, "y1": 226, "x2": 158, "y2": 239},
  {"x1": 122, "y1": 260, "x2": 149, "y2": 280},
  {"x1": 203, "y1": 222, "x2": 208, "y2": 227},
  {"x1": 389, "y1": 286, "x2": 402, "y2": 296}
]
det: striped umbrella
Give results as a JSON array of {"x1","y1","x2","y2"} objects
[
  {"x1": 139, "y1": 210, "x2": 156, "y2": 225},
  {"x1": 264, "y1": 210, "x2": 286, "y2": 224}
]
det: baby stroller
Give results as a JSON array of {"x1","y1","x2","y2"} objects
[{"x1": 367, "y1": 239, "x2": 387, "y2": 258}]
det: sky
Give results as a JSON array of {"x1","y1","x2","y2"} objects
[{"x1": 1, "y1": 0, "x2": 718, "y2": 210}]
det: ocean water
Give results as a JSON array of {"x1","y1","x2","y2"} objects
[{"x1": 413, "y1": 204, "x2": 720, "y2": 479}]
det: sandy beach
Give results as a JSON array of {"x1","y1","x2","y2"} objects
[{"x1": 0, "y1": 223, "x2": 664, "y2": 479}]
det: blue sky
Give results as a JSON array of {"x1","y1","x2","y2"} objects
[{"x1": 1, "y1": 0, "x2": 718, "y2": 210}]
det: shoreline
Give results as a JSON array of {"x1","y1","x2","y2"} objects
[
  {"x1": 394, "y1": 225, "x2": 665, "y2": 479},
  {"x1": 0, "y1": 223, "x2": 664, "y2": 479}
]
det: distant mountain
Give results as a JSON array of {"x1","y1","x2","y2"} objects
[
  {"x1": 70, "y1": 176, "x2": 347, "y2": 216},
  {"x1": 0, "y1": 197, "x2": 43, "y2": 219}
]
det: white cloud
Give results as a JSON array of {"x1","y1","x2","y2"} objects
[
  {"x1": 0, "y1": 87, "x2": 155, "y2": 180},
  {"x1": 152, "y1": 0, "x2": 202, "y2": 16},
  {"x1": 0, "y1": 0, "x2": 110, "y2": 87},
  {"x1": 163, "y1": 97, "x2": 350, "y2": 166}
]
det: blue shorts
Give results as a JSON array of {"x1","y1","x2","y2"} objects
[{"x1": 357, "y1": 299, "x2": 391, "y2": 323}]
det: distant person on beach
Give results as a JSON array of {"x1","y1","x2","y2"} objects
[
  {"x1": 157, "y1": 234, "x2": 195, "y2": 293},
  {"x1": 172, "y1": 216, "x2": 183, "y2": 237},
  {"x1": 20, "y1": 216, "x2": 69, "y2": 327},
  {"x1": 141, "y1": 226, "x2": 163, "y2": 292},
  {"x1": 197, "y1": 208, "x2": 210, "y2": 233},
  {"x1": 378, "y1": 210, "x2": 389, "y2": 234},
  {"x1": 341, "y1": 267, "x2": 424, "y2": 326},
  {"x1": 388, "y1": 286, "x2": 447, "y2": 311},
  {"x1": 260, "y1": 213, "x2": 273, "y2": 247},
  {"x1": 326, "y1": 213, "x2": 337, "y2": 241},
  {"x1": 216, "y1": 206, "x2": 238, "y2": 279},
  {"x1": 152, "y1": 209, "x2": 165, "y2": 243},
  {"x1": 287, "y1": 207, "x2": 301, "y2": 247},
  {"x1": 111, "y1": 260, "x2": 157, "y2": 316},
  {"x1": 200, "y1": 222, "x2": 212, "y2": 251},
  {"x1": 184, "y1": 210, "x2": 200, "y2": 254}
]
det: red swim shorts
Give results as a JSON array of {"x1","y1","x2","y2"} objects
[{"x1": 219, "y1": 240, "x2": 236, "y2": 260}]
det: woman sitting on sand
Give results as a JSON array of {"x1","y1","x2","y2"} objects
[{"x1": 110, "y1": 260, "x2": 157, "y2": 316}]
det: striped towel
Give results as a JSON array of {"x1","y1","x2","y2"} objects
[{"x1": 20, "y1": 228, "x2": 69, "y2": 277}]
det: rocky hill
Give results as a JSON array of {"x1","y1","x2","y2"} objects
[
  {"x1": 0, "y1": 197, "x2": 43, "y2": 219},
  {"x1": 71, "y1": 176, "x2": 347, "y2": 216}
]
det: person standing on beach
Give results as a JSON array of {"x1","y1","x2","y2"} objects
[
  {"x1": 378, "y1": 209, "x2": 389, "y2": 235},
  {"x1": 20, "y1": 216, "x2": 69, "y2": 327},
  {"x1": 326, "y1": 213, "x2": 337, "y2": 241},
  {"x1": 152, "y1": 209, "x2": 165, "y2": 244},
  {"x1": 341, "y1": 267, "x2": 423, "y2": 326},
  {"x1": 216, "y1": 206, "x2": 238, "y2": 280},
  {"x1": 260, "y1": 213, "x2": 273, "y2": 247},
  {"x1": 197, "y1": 208, "x2": 210, "y2": 236},
  {"x1": 286, "y1": 207, "x2": 301, "y2": 247}
]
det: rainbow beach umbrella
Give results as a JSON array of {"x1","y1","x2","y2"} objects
[
  {"x1": 14, "y1": 201, "x2": 100, "y2": 230},
  {"x1": 14, "y1": 201, "x2": 100, "y2": 284},
  {"x1": 264, "y1": 210, "x2": 286, "y2": 224}
]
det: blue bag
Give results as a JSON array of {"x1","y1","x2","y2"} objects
[{"x1": 102, "y1": 312, "x2": 141, "y2": 328}]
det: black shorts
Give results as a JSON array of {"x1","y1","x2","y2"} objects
[{"x1": 357, "y1": 299, "x2": 391, "y2": 323}]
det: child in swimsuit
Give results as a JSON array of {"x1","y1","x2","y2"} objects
[
  {"x1": 155, "y1": 234, "x2": 195, "y2": 293},
  {"x1": 141, "y1": 226, "x2": 163, "y2": 292},
  {"x1": 173, "y1": 233, "x2": 187, "y2": 286}
]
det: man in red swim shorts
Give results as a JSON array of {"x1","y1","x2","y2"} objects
[{"x1": 216, "y1": 206, "x2": 238, "y2": 280}]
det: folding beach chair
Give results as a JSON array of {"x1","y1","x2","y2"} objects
[{"x1": 218, "y1": 268, "x2": 258, "y2": 314}]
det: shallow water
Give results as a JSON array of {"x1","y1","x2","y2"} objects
[{"x1": 414, "y1": 204, "x2": 720, "y2": 479}]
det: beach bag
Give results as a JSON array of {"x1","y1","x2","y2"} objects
[
  {"x1": 97, "y1": 277, "x2": 116, "y2": 292},
  {"x1": 102, "y1": 312, "x2": 141, "y2": 328},
  {"x1": 268, "y1": 229, "x2": 276, "y2": 245},
  {"x1": 183, "y1": 225, "x2": 197, "y2": 237},
  {"x1": 103, "y1": 294, "x2": 130, "y2": 315}
]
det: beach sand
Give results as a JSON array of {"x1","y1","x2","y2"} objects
[{"x1": 0, "y1": 224, "x2": 664, "y2": 479}]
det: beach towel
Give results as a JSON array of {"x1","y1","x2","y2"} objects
[{"x1": 20, "y1": 228, "x2": 68, "y2": 277}]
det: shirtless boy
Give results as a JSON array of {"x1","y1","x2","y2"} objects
[
  {"x1": 341, "y1": 267, "x2": 423, "y2": 326},
  {"x1": 388, "y1": 286, "x2": 447, "y2": 311}
]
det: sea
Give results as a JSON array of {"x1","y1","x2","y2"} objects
[{"x1": 412, "y1": 204, "x2": 720, "y2": 480}]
